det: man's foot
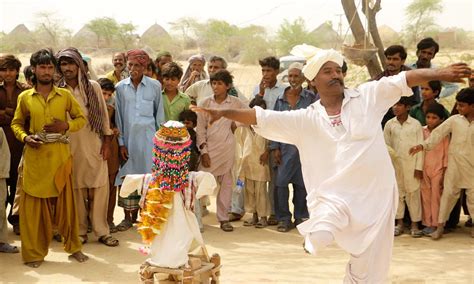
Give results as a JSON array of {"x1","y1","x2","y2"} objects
[
  {"x1": 243, "y1": 213, "x2": 258, "y2": 226},
  {"x1": 410, "y1": 228, "x2": 423, "y2": 238},
  {"x1": 53, "y1": 233, "x2": 62, "y2": 242},
  {"x1": 13, "y1": 224, "x2": 20, "y2": 235},
  {"x1": 116, "y1": 219, "x2": 133, "y2": 231},
  {"x1": 431, "y1": 227, "x2": 444, "y2": 240},
  {"x1": 25, "y1": 261, "x2": 43, "y2": 268},
  {"x1": 0, "y1": 243, "x2": 19, "y2": 253},
  {"x1": 69, "y1": 251, "x2": 89, "y2": 263},
  {"x1": 422, "y1": 227, "x2": 436, "y2": 236},
  {"x1": 99, "y1": 235, "x2": 119, "y2": 247},
  {"x1": 220, "y1": 221, "x2": 234, "y2": 232},
  {"x1": 267, "y1": 215, "x2": 278, "y2": 226},
  {"x1": 277, "y1": 221, "x2": 293, "y2": 232},
  {"x1": 255, "y1": 217, "x2": 268, "y2": 228},
  {"x1": 228, "y1": 212, "x2": 243, "y2": 222},
  {"x1": 109, "y1": 222, "x2": 118, "y2": 234},
  {"x1": 465, "y1": 217, "x2": 472, "y2": 227},
  {"x1": 394, "y1": 224, "x2": 404, "y2": 236},
  {"x1": 79, "y1": 235, "x2": 88, "y2": 244}
]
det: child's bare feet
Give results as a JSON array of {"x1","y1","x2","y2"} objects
[{"x1": 69, "y1": 251, "x2": 89, "y2": 263}]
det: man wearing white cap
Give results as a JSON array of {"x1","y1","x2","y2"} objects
[{"x1": 191, "y1": 44, "x2": 471, "y2": 282}]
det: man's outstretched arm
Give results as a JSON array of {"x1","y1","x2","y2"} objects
[
  {"x1": 191, "y1": 106, "x2": 257, "y2": 125},
  {"x1": 405, "y1": 63, "x2": 471, "y2": 87}
]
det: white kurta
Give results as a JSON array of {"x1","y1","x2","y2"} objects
[
  {"x1": 253, "y1": 72, "x2": 413, "y2": 257},
  {"x1": 384, "y1": 116, "x2": 424, "y2": 192}
]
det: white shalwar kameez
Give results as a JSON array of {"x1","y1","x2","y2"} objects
[{"x1": 253, "y1": 72, "x2": 413, "y2": 283}]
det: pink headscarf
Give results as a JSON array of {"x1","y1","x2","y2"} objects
[{"x1": 126, "y1": 49, "x2": 150, "y2": 67}]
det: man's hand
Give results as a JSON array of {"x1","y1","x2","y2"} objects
[
  {"x1": 43, "y1": 118, "x2": 69, "y2": 133},
  {"x1": 258, "y1": 79, "x2": 267, "y2": 96},
  {"x1": 201, "y1": 153, "x2": 211, "y2": 168},
  {"x1": 101, "y1": 142, "x2": 111, "y2": 160},
  {"x1": 190, "y1": 105, "x2": 223, "y2": 125},
  {"x1": 436, "y1": 63, "x2": 471, "y2": 83},
  {"x1": 119, "y1": 145, "x2": 129, "y2": 161},
  {"x1": 24, "y1": 135, "x2": 43, "y2": 149},
  {"x1": 409, "y1": 144, "x2": 423, "y2": 155},
  {"x1": 272, "y1": 149, "x2": 281, "y2": 166},
  {"x1": 259, "y1": 150, "x2": 269, "y2": 166},
  {"x1": 414, "y1": 170, "x2": 423, "y2": 180}
]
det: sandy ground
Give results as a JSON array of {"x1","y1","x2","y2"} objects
[{"x1": 1, "y1": 201, "x2": 473, "y2": 284}]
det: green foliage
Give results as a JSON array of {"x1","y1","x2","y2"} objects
[
  {"x1": 275, "y1": 17, "x2": 321, "y2": 56},
  {"x1": 87, "y1": 17, "x2": 120, "y2": 48},
  {"x1": 403, "y1": 0, "x2": 442, "y2": 45},
  {"x1": 116, "y1": 23, "x2": 138, "y2": 50}
]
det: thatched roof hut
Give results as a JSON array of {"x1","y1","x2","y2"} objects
[
  {"x1": 309, "y1": 22, "x2": 341, "y2": 49},
  {"x1": 140, "y1": 23, "x2": 171, "y2": 49}
]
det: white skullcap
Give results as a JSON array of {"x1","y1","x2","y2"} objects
[
  {"x1": 290, "y1": 44, "x2": 344, "y2": 81},
  {"x1": 288, "y1": 62, "x2": 304, "y2": 71}
]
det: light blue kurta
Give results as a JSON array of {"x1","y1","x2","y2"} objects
[{"x1": 114, "y1": 76, "x2": 165, "y2": 186}]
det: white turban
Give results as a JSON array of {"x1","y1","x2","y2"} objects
[{"x1": 290, "y1": 44, "x2": 344, "y2": 81}]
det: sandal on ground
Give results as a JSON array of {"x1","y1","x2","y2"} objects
[
  {"x1": 220, "y1": 221, "x2": 234, "y2": 232},
  {"x1": 0, "y1": 243, "x2": 19, "y2": 253},
  {"x1": 99, "y1": 235, "x2": 119, "y2": 247},
  {"x1": 25, "y1": 260, "x2": 43, "y2": 268},
  {"x1": 109, "y1": 223, "x2": 118, "y2": 234},
  {"x1": 394, "y1": 225, "x2": 403, "y2": 236},
  {"x1": 228, "y1": 213, "x2": 243, "y2": 222},
  {"x1": 410, "y1": 229, "x2": 423, "y2": 238},
  {"x1": 255, "y1": 217, "x2": 268, "y2": 229},
  {"x1": 277, "y1": 221, "x2": 293, "y2": 232},
  {"x1": 116, "y1": 219, "x2": 133, "y2": 231},
  {"x1": 267, "y1": 215, "x2": 278, "y2": 226},
  {"x1": 243, "y1": 213, "x2": 258, "y2": 226},
  {"x1": 79, "y1": 235, "x2": 88, "y2": 244}
]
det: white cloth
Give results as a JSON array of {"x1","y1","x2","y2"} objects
[
  {"x1": 290, "y1": 44, "x2": 344, "y2": 81},
  {"x1": 253, "y1": 72, "x2": 412, "y2": 264},
  {"x1": 384, "y1": 116, "x2": 424, "y2": 192},
  {"x1": 148, "y1": 193, "x2": 203, "y2": 268}
]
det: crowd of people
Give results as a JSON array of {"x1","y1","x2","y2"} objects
[{"x1": 0, "y1": 37, "x2": 472, "y2": 276}]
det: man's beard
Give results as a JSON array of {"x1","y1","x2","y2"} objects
[
  {"x1": 416, "y1": 59, "x2": 430, "y2": 68},
  {"x1": 37, "y1": 78, "x2": 53, "y2": 85}
]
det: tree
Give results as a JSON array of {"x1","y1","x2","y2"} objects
[
  {"x1": 341, "y1": 0, "x2": 383, "y2": 77},
  {"x1": 116, "y1": 23, "x2": 137, "y2": 50},
  {"x1": 275, "y1": 18, "x2": 318, "y2": 55},
  {"x1": 403, "y1": 0, "x2": 442, "y2": 45},
  {"x1": 34, "y1": 11, "x2": 71, "y2": 49},
  {"x1": 87, "y1": 17, "x2": 120, "y2": 48}
]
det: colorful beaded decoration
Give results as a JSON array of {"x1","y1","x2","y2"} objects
[{"x1": 137, "y1": 121, "x2": 192, "y2": 244}]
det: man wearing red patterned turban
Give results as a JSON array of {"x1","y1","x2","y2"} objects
[{"x1": 114, "y1": 49, "x2": 165, "y2": 231}]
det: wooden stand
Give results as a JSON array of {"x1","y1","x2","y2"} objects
[{"x1": 139, "y1": 246, "x2": 221, "y2": 284}]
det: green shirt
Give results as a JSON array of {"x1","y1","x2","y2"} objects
[
  {"x1": 162, "y1": 91, "x2": 191, "y2": 121},
  {"x1": 409, "y1": 102, "x2": 450, "y2": 126}
]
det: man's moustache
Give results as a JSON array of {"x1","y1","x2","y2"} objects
[{"x1": 328, "y1": 79, "x2": 343, "y2": 86}]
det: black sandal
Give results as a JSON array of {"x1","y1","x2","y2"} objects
[{"x1": 220, "y1": 221, "x2": 234, "y2": 232}]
